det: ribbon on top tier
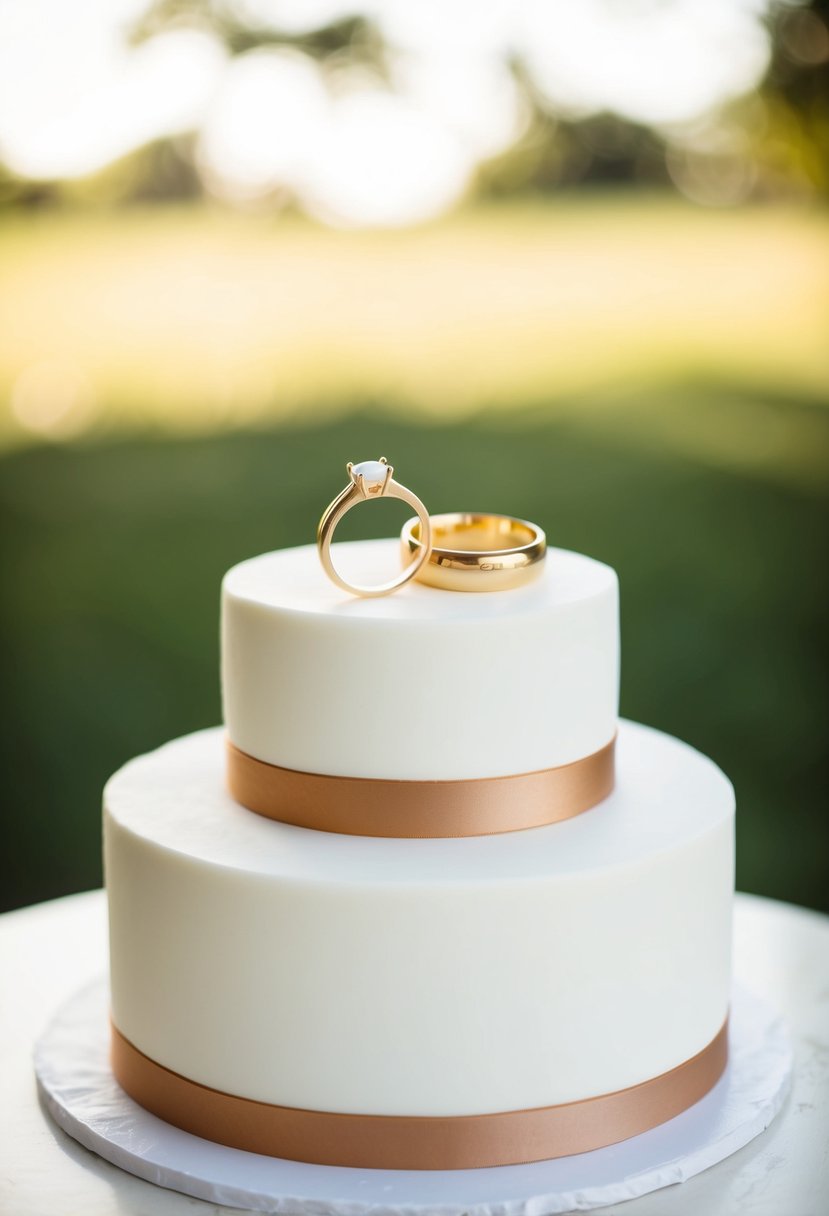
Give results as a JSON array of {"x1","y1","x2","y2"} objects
[{"x1": 226, "y1": 734, "x2": 615, "y2": 838}]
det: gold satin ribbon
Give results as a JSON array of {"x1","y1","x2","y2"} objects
[
  {"x1": 111, "y1": 1019, "x2": 728, "y2": 1170},
  {"x1": 226, "y1": 735, "x2": 616, "y2": 838}
]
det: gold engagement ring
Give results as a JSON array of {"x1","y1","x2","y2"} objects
[
  {"x1": 401, "y1": 512, "x2": 546, "y2": 591},
  {"x1": 318, "y1": 458, "x2": 432, "y2": 598}
]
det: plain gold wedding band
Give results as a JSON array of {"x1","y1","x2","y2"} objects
[{"x1": 401, "y1": 512, "x2": 546, "y2": 592}]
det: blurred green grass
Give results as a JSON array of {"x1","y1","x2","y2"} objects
[{"x1": 1, "y1": 395, "x2": 827, "y2": 913}]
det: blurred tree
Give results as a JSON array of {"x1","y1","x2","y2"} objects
[
  {"x1": 0, "y1": 0, "x2": 825, "y2": 215},
  {"x1": 479, "y1": 1, "x2": 828, "y2": 202}
]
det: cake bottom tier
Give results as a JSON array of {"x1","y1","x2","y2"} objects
[{"x1": 104, "y1": 721, "x2": 734, "y2": 1169}]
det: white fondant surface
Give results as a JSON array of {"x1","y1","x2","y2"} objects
[
  {"x1": 105, "y1": 721, "x2": 734, "y2": 1118},
  {"x1": 35, "y1": 978, "x2": 791, "y2": 1216},
  {"x1": 221, "y1": 540, "x2": 619, "y2": 779}
]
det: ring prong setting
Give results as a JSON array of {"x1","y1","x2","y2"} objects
[{"x1": 350, "y1": 459, "x2": 394, "y2": 497}]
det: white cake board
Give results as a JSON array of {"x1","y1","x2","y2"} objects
[{"x1": 34, "y1": 979, "x2": 791, "y2": 1216}]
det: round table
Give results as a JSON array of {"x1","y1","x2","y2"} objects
[{"x1": 2, "y1": 891, "x2": 827, "y2": 1216}]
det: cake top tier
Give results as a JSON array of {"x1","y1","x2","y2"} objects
[
  {"x1": 224, "y1": 538, "x2": 610, "y2": 621},
  {"x1": 222, "y1": 539, "x2": 619, "y2": 781}
]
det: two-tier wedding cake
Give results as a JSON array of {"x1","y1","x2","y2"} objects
[{"x1": 103, "y1": 536, "x2": 734, "y2": 1170}]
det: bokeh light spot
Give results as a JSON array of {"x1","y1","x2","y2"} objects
[{"x1": 11, "y1": 360, "x2": 97, "y2": 439}]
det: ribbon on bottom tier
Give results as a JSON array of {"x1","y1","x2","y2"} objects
[
  {"x1": 111, "y1": 1019, "x2": 728, "y2": 1170},
  {"x1": 226, "y1": 734, "x2": 617, "y2": 837}
]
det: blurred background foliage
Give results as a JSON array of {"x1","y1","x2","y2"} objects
[{"x1": 0, "y1": 0, "x2": 827, "y2": 914}]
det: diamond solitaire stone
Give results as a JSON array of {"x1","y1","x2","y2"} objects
[{"x1": 351, "y1": 460, "x2": 390, "y2": 493}]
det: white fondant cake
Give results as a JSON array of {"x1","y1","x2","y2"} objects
[
  {"x1": 104, "y1": 537, "x2": 735, "y2": 1167},
  {"x1": 222, "y1": 541, "x2": 619, "y2": 779},
  {"x1": 106, "y1": 721, "x2": 732, "y2": 1116}
]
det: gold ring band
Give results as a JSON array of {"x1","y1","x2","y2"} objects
[
  {"x1": 317, "y1": 458, "x2": 432, "y2": 598},
  {"x1": 401, "y1": 512, "x2": 546, "y2": 591}
]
